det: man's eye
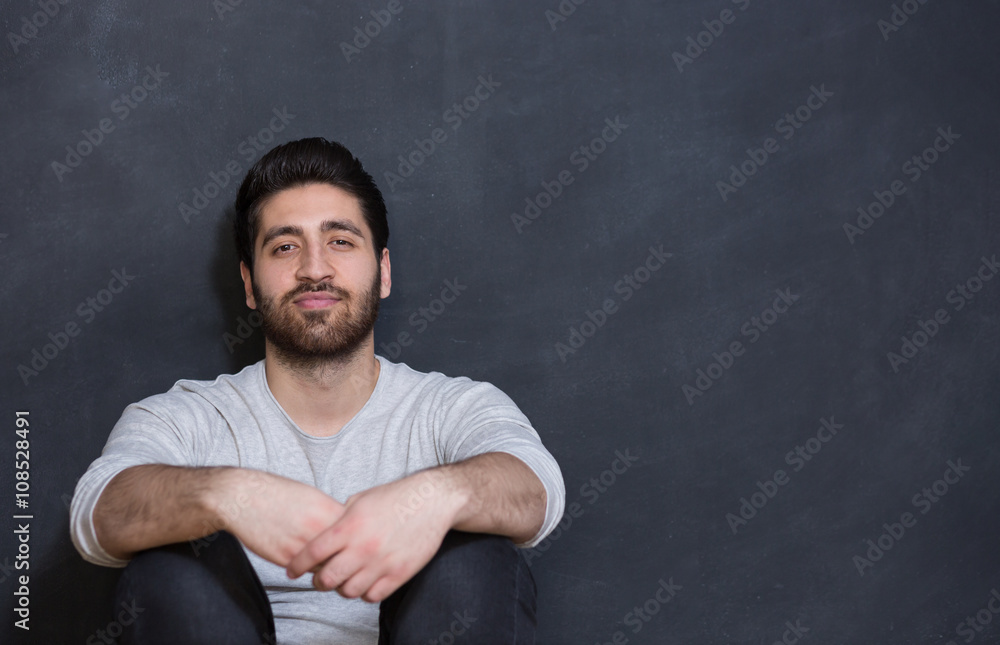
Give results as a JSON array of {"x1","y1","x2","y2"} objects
[
  {"x1": 274, "y1": 244, "x2": 295, "y2": 254},
  {"x1": 332, "y1": 239, "x2": 352, "y2": 247}
]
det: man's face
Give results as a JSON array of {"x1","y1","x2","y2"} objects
[{"x1": 239, "y1": 183, "x2": 391, "y2": 364}]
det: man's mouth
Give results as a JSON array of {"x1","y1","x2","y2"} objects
[{"x1": 292, "y1": 292, "x2": 342, "y2": 310}]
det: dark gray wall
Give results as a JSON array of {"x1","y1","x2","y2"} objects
[{"x1": 2, "y1": 1, "x2": 999, "y2": 643}]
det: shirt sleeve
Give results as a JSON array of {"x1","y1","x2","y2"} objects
[
  {"x1": 69, "y1": 391, "x2": 218, "y2": 567},
  {"x1": 436, "y1": 380, "x2": 565, "y2": 549}
]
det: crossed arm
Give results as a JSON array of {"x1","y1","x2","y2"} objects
[{"x1": 93, "y1": 452, "x2": 547, "y2": 602}]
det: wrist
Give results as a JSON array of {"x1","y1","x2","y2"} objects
[
  {"x1": 419, "y1": 466, "x2": 473, "y2": 530},
  {"x1": 199, "y1": 466, "x2": 243, "y2": 532}
]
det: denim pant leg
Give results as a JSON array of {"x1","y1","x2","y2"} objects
[
  {"x1": 113, "y1": 531, "x2": 276, "y2": 645},
  {"x1": 378, "y1": 531, "x2": 537, "y2": 645}
]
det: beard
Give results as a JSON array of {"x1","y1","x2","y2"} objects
[{"x1": 252, "y1": 266, "x2": 381, "y2": 370}]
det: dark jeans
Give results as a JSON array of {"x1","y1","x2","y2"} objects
[{"x1": 112, "y1": 530, "x2": 536, "y2": 645}]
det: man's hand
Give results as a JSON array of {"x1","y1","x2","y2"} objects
[
  {"x1": 285, "y1": 468, "x2": 463, "y2": 603},
  {"x1": 211, "y1": 469, "x2": 346, "y2": 567},
  {"x1": 93, "y1": 465, "x2": 345, "y2": 566},
  {"x1": 284, "y1": 452, "x2": 546, "y2": 603}
]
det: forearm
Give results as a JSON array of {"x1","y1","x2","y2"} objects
[
  {"x1": 285, "y1": 452, "x2": 549, "y2": 597},
  {"x1": 430, "y1": 452, "x2": 547, "y2": 544},
  {"x1": 93, "y1": 464, "x2": 238, "y2": 560}
]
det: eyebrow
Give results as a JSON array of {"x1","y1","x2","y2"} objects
[{"x1": 259, "y1": 219, "x2": 366, "y2": 249}]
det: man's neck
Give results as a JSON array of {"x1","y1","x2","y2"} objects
[{"x1": 263, "y1": 339, "x2": 381, "y2": 438}]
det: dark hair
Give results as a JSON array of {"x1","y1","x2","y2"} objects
[{"x1": 233, "y1": 137, "x2": 389, "y2": 270}]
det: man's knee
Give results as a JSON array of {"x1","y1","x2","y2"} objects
[
  {"x1": 117, "y1": 531, "x2": 243, "y2": 604},
  {"x1": 422, "y1": 530, "x2": 532, "y2": 592},
  {"x1": 113, "y1": 532, "x2": 273, "y2": 644},
  {"x1": 379, "y1": 531, "x2": 536, "y2": 645}
]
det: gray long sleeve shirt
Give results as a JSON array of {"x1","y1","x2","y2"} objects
[{"x1": 70, "y1": 355, "x2": 565, "y2": 644}]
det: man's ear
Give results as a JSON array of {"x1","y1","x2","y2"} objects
[
  {"x1": 379, "y1": 248, "x2": 392, "y2": 299},
  {"x1": 239, "y1": 262, "x2": 257, "y2": 309}
]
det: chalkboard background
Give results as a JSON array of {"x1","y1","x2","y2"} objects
[{"x1": 2, "y1": 0, "x2": 999, "y2": 643}]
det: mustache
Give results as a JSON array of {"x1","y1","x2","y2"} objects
[{"x1": 282, "y1": 282, "x2": 350, "y2": 303}]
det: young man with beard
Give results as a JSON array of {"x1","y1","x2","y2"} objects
[{"x1": 70, "y1": 138, "x2": 565, "y2": 645}]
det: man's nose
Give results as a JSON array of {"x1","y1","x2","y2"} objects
[{"x1": 296, "y1": 245, "x2": 334, "y2": 282}]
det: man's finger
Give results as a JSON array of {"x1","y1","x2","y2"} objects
[
  {"x1": 287, "y1": 526, "x2": 347, "y2": 578},
  {"x1": 332, "y1": 563, "x2": 383, "y2": 599},
  {"x1": 362, "y1": 574, "x2": 407, "y2": 604},
  {"x1": 312, "y1": 550, "x2": 367, "y2": 592}
]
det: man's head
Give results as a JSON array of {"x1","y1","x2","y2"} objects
[
  {"x1": 233, "y1": 139, "x2": 391, "y2": 366},
  {"x1": 234, "y1": 138, "x2": 389, "y2": 272}
]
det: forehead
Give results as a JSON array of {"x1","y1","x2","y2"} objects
[{"x1": 256, "y1": 183, "x2": 369, "y2": 241}]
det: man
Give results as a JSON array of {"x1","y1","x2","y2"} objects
[{"x1": 70, "y1": 137, "x2": 565, "y2": 644}]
